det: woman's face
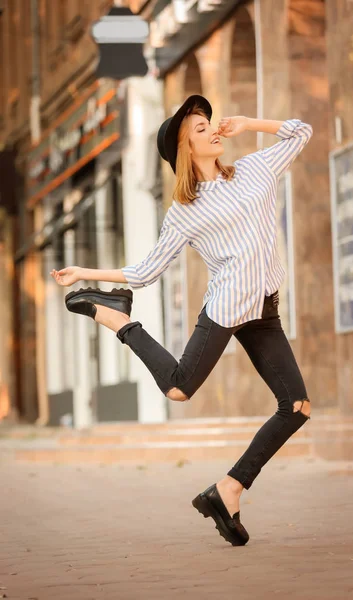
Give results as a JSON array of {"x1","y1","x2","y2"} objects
[{"x1": 187, "y1": 113, "x2": 224, "y2": 160}]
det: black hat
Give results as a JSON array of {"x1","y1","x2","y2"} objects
[{"x1": 157, "y1": 95, "x2": 212, "y2": 174}]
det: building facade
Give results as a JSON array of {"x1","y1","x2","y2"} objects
[
  {"x1": 1, "y1": 0, "x2": 353, "y2": 432},
  {"x1": 0, "y1": 0, "x2": 166, "y2": 426},
  {"x1": 143, "y1": 0, "x2": 353, "y2": 421}
]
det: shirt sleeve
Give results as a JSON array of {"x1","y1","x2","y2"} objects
[
  {"x1": 121, "y1": 220, "x2": 189, "y2": 289},
  {"x1": 259, "y1": 119, "x2": 313, "y2": 178}
]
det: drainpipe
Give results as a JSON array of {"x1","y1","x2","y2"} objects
[
  {"x1": 30, "y1": 0, "x2": 48, "y2": 425},
  {"x1": 30, "y1": 0, "x2": 41, "y2": 143}
]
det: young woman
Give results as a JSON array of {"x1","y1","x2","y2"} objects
[{"x1": 51, "y1": 94, "x2": 313, "y2": 547}]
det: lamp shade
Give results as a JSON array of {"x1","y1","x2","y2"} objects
[{"x1": 91, "y1": 6, "x2": 149, "y2": 80}]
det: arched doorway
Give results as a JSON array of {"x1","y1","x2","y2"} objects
[
  {"x1": 229, "y1": 6, "x2": 257, "y2": 160},
  {"x1": 287, "y1": 0, "x2": 335, "y2": 409},
  {"x1": 184, "y1": 53, "x2": 211, "y2": 410},
  {"x1": 168, "y1": 52, "x2": 217, "y2": 419},
  {"x1": 184, "y1": 53, "x2": 203, "y2": 98},
  {"x1": 183, "y1": 52, "x2": 209, "y2": 341}
]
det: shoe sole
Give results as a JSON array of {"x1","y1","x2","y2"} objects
[
  {"x1": 192, "y1": 494, "x2": 249, "y2": 547},
  {"x1": 65, "y1": 287, "x2": 133, "y2": 303}
]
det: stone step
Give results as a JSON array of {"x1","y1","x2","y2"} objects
[
  {"x1": 57, "y1": 426, "x2": 308, "y2": 446},
  {"x1": 3, "y1": 436, "x2": 312, "y2": 464},
  {"x1": 0, "y1": 418, "x2": 277, "y2": 439},
  {"x1": 0, "y1": 425, "x2": 65, "y2": 439},
  {"x1": 89, "y1": 416, "x2": 328, "y2": 434},
  {"x1": 310, "y1": 432, "x2": 353, "y2": 461},
  {"x1": 2, "y1": 414, "x2": 353, "y2": 463},
  {"x1": 9, "y1": 434, "x2": 353, "y2": 464},
  {"x1": 90, "y1": 417, "x2": 272, "y2": 433},
  {"x1": 1, "y1": 413, "x2": 352, "y2": 440}
]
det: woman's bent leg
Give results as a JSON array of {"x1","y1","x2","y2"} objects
[
  {"x1": 116, "y1": 307, "x2": 238, "y2": 399},
  {"x1": 227, "y1": 313, "x2": 310, "y2": 489}
]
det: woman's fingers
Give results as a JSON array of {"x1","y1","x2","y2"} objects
[
  {"x1": 218, "y1": 118, "x2": 232, "y2": 136},
  {"x1": 50, "y1": 269, "x2": 64, "y2": 285}
]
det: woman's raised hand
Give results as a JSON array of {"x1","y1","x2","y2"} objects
[
  {"x1": 217, "y1": 116, "x2": 248, "y2": 138},
  {"x1": 50, "y1": 266, "x2": 82, "y2": 287}
]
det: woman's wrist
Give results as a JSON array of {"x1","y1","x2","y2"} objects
[
  {"x1": 77, "y1": 267, "x2": 127, "y2": 284},
  {"x1": 245, "y1": 118, "x2": 256, "y2": 132},
  {"x1": 78, "y1": 267, "x2": 102, "y2": 282},
  {"x1": 245, "y1": 118, "x2": 284, "y2": 135},
  {"x1": 78, "y1": 267, "x2": 89, "y2": 281}
]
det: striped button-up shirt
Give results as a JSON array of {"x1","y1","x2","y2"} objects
[{"x1": 122, "y1": 119, "x2": 313, "y2": 327}]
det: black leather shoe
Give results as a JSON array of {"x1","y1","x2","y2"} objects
[
  {"x1": 65, "y1": 287, "x2": 133, "y2": 320},
  {"x1": 192, "y1": 483, "x2": 249, "y2": 546}
]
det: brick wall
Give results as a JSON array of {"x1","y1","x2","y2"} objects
[{"x1": 0, "y1": 0, "x2": 114, "y2": 149}]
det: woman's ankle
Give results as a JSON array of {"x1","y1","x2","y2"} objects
[
  {"x1": 95, "y1": 304, "x2": 131, "y2": 333},
  {"x1": 217, "y1": 475, "x2": 244, "y2": 495}
]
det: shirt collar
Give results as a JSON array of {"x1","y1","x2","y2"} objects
[{"x1": 196, "y1": 171, "x2": 233, "y2": 192}]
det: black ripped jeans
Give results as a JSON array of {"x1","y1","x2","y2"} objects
[{"x1": 116, "y1": 292, "x2": 310, "y2": 489}]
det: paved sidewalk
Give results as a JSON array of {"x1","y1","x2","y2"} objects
[{"x1": 1, "y1": 456, "x2": 353, "y2": 600}]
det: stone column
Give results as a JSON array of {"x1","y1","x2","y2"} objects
[
  {"x1": 94, "y1": 174, "x2": 120, "y2": 387},
  {"x1": 34, "y1": 204, "x2": 49, "y2": 425},
  {"x1": 121, "y1": 75, "x2": 167, "y2": 423},
  {"x1": 0, "y1": 210, "x2": 17, "y2": 421},
  {"x1": 44, "y1": 243, "x2": 65, "y2": 398},
  {"x1": 63, "y1": 223, "x2": 93, "y2": 429}
]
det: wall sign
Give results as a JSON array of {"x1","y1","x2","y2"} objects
[
  {"x1": 91, "y1": 6, "x2": 148, "y2": 80},
  {"x1": 26, "y1": 81, "x2": 123, "y2": 209},
  {"x1": 330, "y1": 142, "x2": 353, "y2": 333}
]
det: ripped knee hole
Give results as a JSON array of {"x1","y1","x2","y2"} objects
[
  {"x1": 293, "y1": 399, "x2": 311, "y2": 418},
  {"x1": 166, "y1": 387, "x2": 189, "y2": 402}
]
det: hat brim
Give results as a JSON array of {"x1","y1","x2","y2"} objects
[{"x1": 163, "y1": 95, "x2": 212, "y2": 173}]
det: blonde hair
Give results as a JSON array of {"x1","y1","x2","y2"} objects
[{"x1": 173, "y1": 106, "x2": 235, "y2": 205}]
